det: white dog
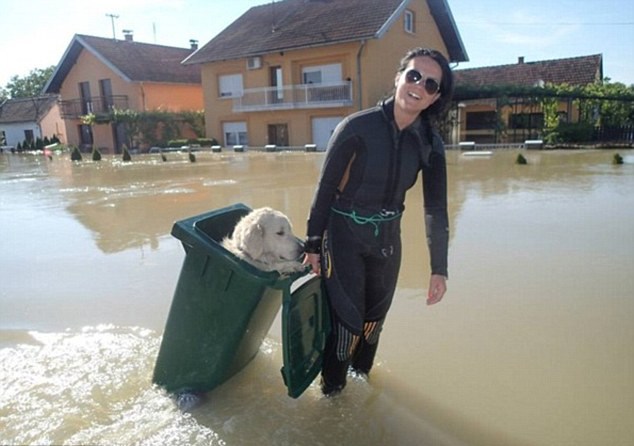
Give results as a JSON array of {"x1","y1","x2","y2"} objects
[{"x1": 221, "y1": 207, "x2": 306, "y2": 275}]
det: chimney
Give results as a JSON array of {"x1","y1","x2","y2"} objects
[
  {"x1": 518, "y1": 56, "x2": 524, "y2": 64},
  {"x1": 123, "y1": 29, "x2": 133, "y2": 42},
  {"x1": 189, "y1": 39, "x2": 198, "y2": 51}
]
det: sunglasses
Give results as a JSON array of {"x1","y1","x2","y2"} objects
[{"x1": 404, "y1": 69, "x2": 441, "y2": 95}]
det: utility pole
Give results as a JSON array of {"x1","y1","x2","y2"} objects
[{"x1": 106, "y1": 13, "x2": 119, "y2": 40}]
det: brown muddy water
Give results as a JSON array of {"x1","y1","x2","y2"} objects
[{"x1": 1, "y1": 149, "x2": 633, "y2": 446}]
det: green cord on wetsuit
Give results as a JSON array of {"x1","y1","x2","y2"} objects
[{"x1": 331, "y1": 207, "x2": 402, "y2": 236}]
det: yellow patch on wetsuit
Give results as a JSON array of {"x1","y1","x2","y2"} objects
[{"x1": 322, "y1": 230, "x2": 333, "y2": 279}]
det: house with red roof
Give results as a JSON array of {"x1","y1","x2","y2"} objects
[
  {"x1": 452, "y1": 54, "x2": 603, "y2": 144},
  {"x1": 184, "y1": 0, "x2": 468, "y2": 150},
  {"x1": 44, "y1": 33, "x2": 203, "y2": 153}
]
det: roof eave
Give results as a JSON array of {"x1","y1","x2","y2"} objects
[
  {"x1": 375, "y1": 0, "x2": 409, "y2": 39},
  {"x1": 428, "y1": 0, "x2": 468, "y2": 63},
  {"x1": 43, "y1": 35, "x2": 81, "y2": 94},
  {"x1": 43, "y1": 35, "x2": 133, "y2": 94}
]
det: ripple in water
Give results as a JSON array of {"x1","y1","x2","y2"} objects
[{"x1": 0, "y1": 325, "x2": 224, "y2": 446}]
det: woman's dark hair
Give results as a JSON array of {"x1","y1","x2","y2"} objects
[{"x1": 397, "y1": 47, "x2": 454, "y2": 119}]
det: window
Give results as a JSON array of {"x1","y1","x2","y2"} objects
[
  {"x1": 404, "y1": 10, "x2": 415, "y2": 34},
  {"x1": 303, "y1": 71, "x2": 321, "y2": 84},
  {"x1": 302, "y1": 63, "x2": 342, "y2": 84},
  {"x1": 509, "y1": 113, "x2": 544, "y2": 129},
  {"x1": 218, "y1": 74, "x2": 243, "y2": 98},
  {"x1": 466, "y1": 111, "x2": 497, "y2": 130},
  {"x1": 223, "y1": 122, "x2": 248, "y2": 146}
]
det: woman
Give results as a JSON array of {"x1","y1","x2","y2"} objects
[{"x1": 304, "y1": 47, "x2": 454, "y2": 396}]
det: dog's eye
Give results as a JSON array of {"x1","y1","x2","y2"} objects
[{"x1": 276, "y1": 230, "x2": 285, "y2": 236}]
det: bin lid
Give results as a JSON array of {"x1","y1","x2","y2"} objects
[{"x1": 281, "y1": 275, "x2": 331, "y2": 398}]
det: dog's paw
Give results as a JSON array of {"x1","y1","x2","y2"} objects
[
  {"x1": 175, "y1": 392, "x2": 204, "y2": 411},
  {"x1": 276, "y1": 261, "x2": 308, "y2": 276}
]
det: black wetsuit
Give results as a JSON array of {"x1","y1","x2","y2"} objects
[{"x1": 306, "y1": 96, "x2": 449, "y2": 392}]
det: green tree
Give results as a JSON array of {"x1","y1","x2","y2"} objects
[
  {"x1": 110, "y1": 108, "x2": 141, "y2": 149},
  {"x1": 3, "y1": 66, "x2": 56, "y2": 99},
  {"x1": 180, "y1": 110, "x2": 206, "y2": 138},
  {"x1": 578, "y1": 79, "x2": 634, "y2": 126}
]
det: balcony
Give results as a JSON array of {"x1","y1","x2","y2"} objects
[
  {"x1": 233, "y1": 81, "x2": 353, "y2": 112},
  {"x1": 59, "y1": 95, "x2": 129, "y2": 119}
]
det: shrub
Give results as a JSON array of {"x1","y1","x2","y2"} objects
[
  {"x1": 191, "y1": 138, "x2": 217, "y2": 147},
  {"x1": 556, "y1": 122, "x2": 595, "y2": 143},
  {"x1": 92, "y1": 146, "x2": 102, "y2": 161},
  {"x1": 167, "y1": 139, "x2": 189, "y2": 148},
  {"x1": 122, "y1": 145, "x2": 132, "y2": 162},
  {"x1": 71, "y1": 146, "x2": 82, "y2": 161}
]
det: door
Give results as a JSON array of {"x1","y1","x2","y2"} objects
[
  {"x1": 78, "y1": 124, "x2": 93, "y2": 149},
  {"x1": 99, "y1": 79, "x2": 113, "y2": 112},
  {"x1": 269, "y1": 66, "x2": 283, "y2": 104},
  {"x1": 311, "y1": 117, "x2": 342, "y2": 151},
  {"x1": 268, "y1": 124, "x2": 289, "y2": 147},
  {"x1": 79, "y1": 81, "x2": 92, "y2": 115},
  {"x1": 112, "y1": 122, "x2": 127, "y2": 153}
]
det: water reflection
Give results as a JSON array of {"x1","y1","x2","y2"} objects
[{"x1": 50, "y1": 153, "x2": 323, "y2": 254}]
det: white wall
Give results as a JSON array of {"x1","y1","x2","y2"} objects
[{"x1": 0, "y1": 121, "x2": 41, "y2": 147}]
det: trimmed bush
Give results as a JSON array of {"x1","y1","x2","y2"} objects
[
  {"x1": 167, "y1": 139, "x2": 189, "y2": 148},
  {"x1": 613, "y1": 153, "x2": 624, "y2": 165},
  {"x1": 556, "y1": 122, "x2": 596, "y2": 143},
  {"x1": 71, "y1": 146, "x2": 82, "y2": 161},
  {"x1": 122, "y1": 145, "x2": 132, "y2": 162}
]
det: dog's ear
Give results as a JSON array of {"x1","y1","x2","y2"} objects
[{"x1": 239, "y1": 222, "x2": 265, "y2": 259}]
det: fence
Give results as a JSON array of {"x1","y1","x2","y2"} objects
[{"x1": 595, "y1": 125, "x2": 634, "y2": 143}]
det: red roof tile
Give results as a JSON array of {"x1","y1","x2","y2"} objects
[
  {"x1": 453, "y1": 54, "x2": 603, "y2": 88},
  {"x1": 45, "y1": 35, "x2": 201, "y2": 93},
  {"x1": 185, "y1": 0, "x2": 468, "y2": 64},
  {"x1": 0, "y1": 95, "x2": 58, "y2": 124}
]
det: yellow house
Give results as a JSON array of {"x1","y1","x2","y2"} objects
[
  {"x1": 184, "y1": 0, "x2": 468, "y2": 150},
  {"x1": 453, "y1": 54, "x2": 604, "y2": 144},
  {"x1": 44, "y1": 34, "x2": 203, "y2": 153}
]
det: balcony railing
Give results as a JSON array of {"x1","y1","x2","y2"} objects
[
  {"x1": 59, "y1": 95, "x2": 129, "y2": 119},
  {"x1": 233, "y1": 81, "x2": 353, "y2": 112}
]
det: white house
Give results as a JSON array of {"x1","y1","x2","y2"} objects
[{"x1": 0, "y1": 95, "x2": 64, "y2": 149}]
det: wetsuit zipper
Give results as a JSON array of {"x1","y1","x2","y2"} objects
[{"x1": 382, "y1": 123, "x2": 402, "y2": 211}]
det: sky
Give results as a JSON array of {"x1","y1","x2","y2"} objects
[{"x1": 1, "y1": 0, "x2": 633, "y2": 90}]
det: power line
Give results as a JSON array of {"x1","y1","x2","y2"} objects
[{"x1": 458, "y1": 21, "x2": 634, "y2": 26}]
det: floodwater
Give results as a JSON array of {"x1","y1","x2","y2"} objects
[{"x1": 1, "y1": 148, "x2": 633, "y2": 446}]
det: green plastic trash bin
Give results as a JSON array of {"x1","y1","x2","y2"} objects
[{"x1": 152, "y1": 203, "x2": 330, "y2": 399}]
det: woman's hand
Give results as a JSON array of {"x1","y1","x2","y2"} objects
[
  {"x1": 304, "y1": 253, "x2": 321, "y2": 275},
  {"x1": 427, "y1": 274, "x2": 447, "y2": 305}
]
